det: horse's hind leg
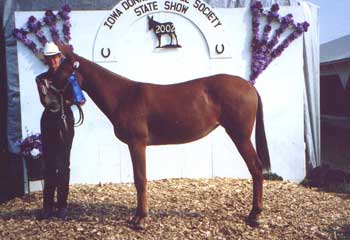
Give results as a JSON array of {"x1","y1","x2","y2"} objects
[
  {"x1": 226, "y1": 131, "x2": 264, "y2": 227},
  {"x1": 173, "y1": 32, "x2": 179, "y2": 45},
  {"x1": 169, "y1": 33, "x2": 173, "y2": 45}
]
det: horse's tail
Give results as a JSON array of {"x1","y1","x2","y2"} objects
[{"x1": 255, "y1": 93, "x2": 271, "y2": 172}]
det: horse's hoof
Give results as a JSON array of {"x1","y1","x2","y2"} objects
[
  {"x1": 128, "y1": 216, "x2": 148, "y2": 230},
  {"x1": 131, "y1": 223, "x2": 146, "y2": 231},
  {"x1": 246, "y1": 216, "x2": 261, "y2": 228}
]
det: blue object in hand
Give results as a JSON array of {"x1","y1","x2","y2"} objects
[{"x1": 68, "y1": 73, "x2": 86, "y2": 105}]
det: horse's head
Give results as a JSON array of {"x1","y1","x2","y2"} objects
[{"x1": 52, "y1": 45, "x2": 85, "y2": 106}]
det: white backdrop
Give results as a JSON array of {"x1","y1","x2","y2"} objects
[{"x1": 16, "y1": 4, "x2": 306, "y2": 185}]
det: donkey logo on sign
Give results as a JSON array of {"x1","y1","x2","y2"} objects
[{"x1": 148, "y1": 16, "x2": 181, "y2": 48}]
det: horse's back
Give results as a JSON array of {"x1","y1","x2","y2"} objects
[
  {"x1": 141, "y1": 74, "x2": 257, "y2": 111},
  {"x1": 205, "y1": 74, "x2": 255, "y2": 93}
]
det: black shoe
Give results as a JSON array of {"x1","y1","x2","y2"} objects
[
  {"x1": 37, "y1": 208, "x2": 54, "y2": 220},
  {"x1": 56, "y1": 208, "x2": 68, "y2": 220}
]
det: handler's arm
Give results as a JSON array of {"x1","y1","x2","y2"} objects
[{"x1": 36, "y1": 77, "x2": 50, "y2": 108}]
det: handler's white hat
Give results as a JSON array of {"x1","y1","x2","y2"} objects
[{"x1": 43, "y1": 42, "x2": 61, "y2": 56}]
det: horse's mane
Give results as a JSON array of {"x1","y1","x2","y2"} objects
[
  {"x1": 72, "y1": 53, "x2": 133, "y2": 83},
  {"x1": 58, "y1": 43, "x2": 131, "y2": 83}
]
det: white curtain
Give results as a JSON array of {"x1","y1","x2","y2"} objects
[
  {"x1": 5, "y1": 0, "x2": 320, "y2": 171},
  {"x1": 207, "y1": 0, "x2": 300, "y2": 8},
  {"x1": 301, "y1": 1, "x2": 321, "y2": 168},
  {"x1": 207, "y1": 0, "x2": 321, "y2": 169}
]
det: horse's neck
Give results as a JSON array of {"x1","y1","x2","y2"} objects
[{"x1": 78, "y1": 56, "x2": 135, "y2": 119}]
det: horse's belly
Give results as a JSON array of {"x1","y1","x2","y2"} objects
[
  {"x1": 145, "y1": 85, "x2": 221, "y2": 145},
  {"x1": 147, "y1": 115, "x2": 219, "y2": 145}
]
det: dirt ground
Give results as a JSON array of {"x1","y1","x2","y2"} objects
[{"x1": 1, "y1": 178, "x2": 349, "y2": 240}]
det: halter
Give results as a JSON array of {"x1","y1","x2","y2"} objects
[{"x1": 50, "y1": 60, "x2": 84, "y2": 133}]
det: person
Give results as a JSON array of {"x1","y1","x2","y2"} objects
[{"x1": 36, "y1": 42, "x2": 74, "y2": 220}]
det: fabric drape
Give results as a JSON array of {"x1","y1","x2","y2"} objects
[{"x1": 2, "y1": 0, "x2": 320, "y2": 185}]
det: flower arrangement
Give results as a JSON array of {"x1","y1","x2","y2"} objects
[
  {"x1": 58, "y1": 4, "x2": 72, "y2": 43},
  {"x1": 43, "y1": 9, "x2": 61, "y2": 45},
  {"x1": 250, "y1": 1, "x2": 310, "y2": 84},
  {"x1": 27, "y1": 16, "x2": 48, "y2": 46},
  {"x1": 12, "y1": 4, "x2": 72, "y2": 58},
  {"x1": 12, "y1": 28, "x2": 39, "y2": 53},
  {"x1": 18, "y1": 133, "x2": 42, "y2": 159}
]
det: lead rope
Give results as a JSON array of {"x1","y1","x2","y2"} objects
[
  {"x1": 58, "y1": 93, "x2": 84, "y2": 141},
  {"x1": 60, "y1": 94, "x2": 69, "y2": 131},
  {"x1": 50, "y1": 83, "x2": 84, "y2": 128},
  {"x1": 50, "y1": 81, "x2": 71, "y2": 133},
  {"x1": 52, "y1": 60, "x2": 84, "y2": 140},
  {"x1": 71, "y1": 61, "x2": 85, "y2": 127},
  {"x1": 74, "y1": 104, "x2": 84, "y2": 127}
]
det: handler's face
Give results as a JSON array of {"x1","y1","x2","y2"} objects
[{"x1": 45, "y1": 54, "x2": 62, "y2": 72}]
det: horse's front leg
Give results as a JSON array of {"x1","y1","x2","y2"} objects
[
  {"x1": 128, "y1": 142, "x2": 148, "y2": 229},
  {"x1": 157, "y1": 34, "x2": 162, "y2": 48}
]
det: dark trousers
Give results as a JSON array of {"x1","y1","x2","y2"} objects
[{"x1": 41, "y1": 108, "x2": 74, "y2": 209}]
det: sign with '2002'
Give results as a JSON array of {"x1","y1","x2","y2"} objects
[{"x1": 93, "y1": 0, "x2": 232, "y2": 62}]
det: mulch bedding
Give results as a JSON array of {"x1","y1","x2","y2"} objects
[{"x1": 0, "y1": 178, "x2": 349, "y2": 240}]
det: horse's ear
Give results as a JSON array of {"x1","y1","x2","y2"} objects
[{"x1": 57, "y1": 44, "x2": 74, "y2": 60}]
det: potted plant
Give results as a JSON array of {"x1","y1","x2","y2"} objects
[{"x1": 18, "y1": 133, "x2": 44, "y2": 181}]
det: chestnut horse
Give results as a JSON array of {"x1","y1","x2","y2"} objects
[{"x1": 54, "y1": 46, "x2": 270, "y2": 228}]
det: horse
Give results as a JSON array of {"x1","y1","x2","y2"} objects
[
  {"x1": 53, "y1": 45, "x2": 270, "y2": 229},
  {"x1": 148, "y1": 16, "x2": 179, "y2": 48}
]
